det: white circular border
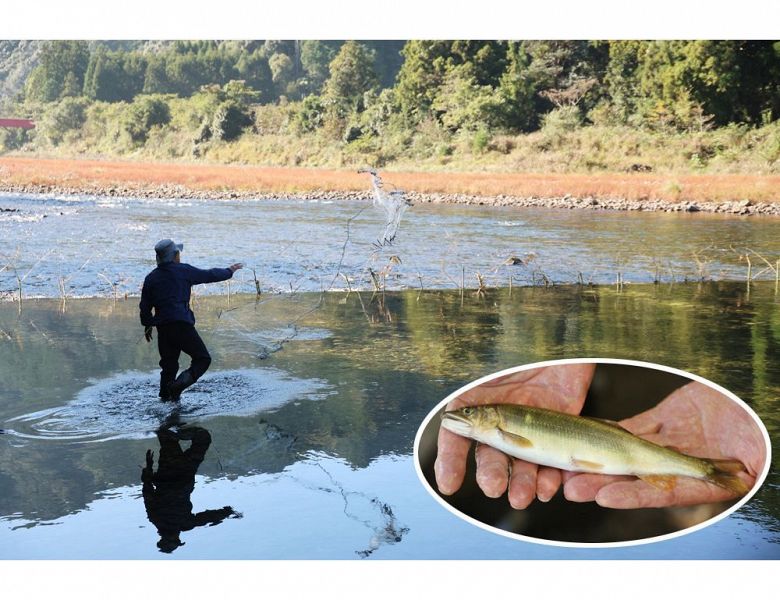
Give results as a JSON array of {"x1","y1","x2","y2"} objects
[{"x1": 413, "y1": 357, "x2": 773, "y2": 549}]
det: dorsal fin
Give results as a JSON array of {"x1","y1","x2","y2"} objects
[{"x1": 587, "y1": 416, "x2": 630, "y2": 432}]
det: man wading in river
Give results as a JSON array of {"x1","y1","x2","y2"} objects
[{"x1": 140, "y1": 239, "x2": 243, "y2": 401}]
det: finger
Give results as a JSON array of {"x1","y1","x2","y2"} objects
[
  {"x1": 531, "y1": 363, "x2": 596, "y2": 413},
  {"x1": 435, "y1": 427, "x2": 472, "y2": 495},
  {"x1": 563, "y1": 473, "x2": 633, "y2": 502},
  {"x1": 536, "y1": 466, "x2": 561, "y2": 502},
  {"x1": 620, "y1": 411, "x2": 663, "y2": 437},
  {"x1": 595, "y1": 480, "x2": 674, "y2": 509},
  {"x1": 595, "y1": 477, "x2": 742, "y2": 509},
  {"x1": 475, "y1": 444, "x2": 510, "y2": 498},
  {"x1": 507, "y1": 458, "x2": 537, "y2": 509}
]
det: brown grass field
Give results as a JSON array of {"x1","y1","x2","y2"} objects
[{"x1": 1, "y1": 156, "x2": 779, "y2": 203}]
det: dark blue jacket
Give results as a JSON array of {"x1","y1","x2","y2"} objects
[{"x1": 139, "y1": 262, "x2": 233, "y2": 326}]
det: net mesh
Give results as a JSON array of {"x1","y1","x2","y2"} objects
[{"x1": 359, "y1": 168, "x2": 411, "y2": 247}]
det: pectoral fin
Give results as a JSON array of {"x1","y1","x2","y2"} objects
[
  {"x1": 571, "y1": 458, "x2": 604, "y2": 471},
  {"x1": 498, "y1": 428, "x2": 533, "y2": 448},
  {"x1": 638, "y1": 474, "x2": 677, "y2": 491}
]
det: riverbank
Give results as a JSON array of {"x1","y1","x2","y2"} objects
[{"x1": 2, "y1": 156, "x2": 780, "y2": 215}]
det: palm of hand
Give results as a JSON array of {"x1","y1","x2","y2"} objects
[
  {"x1": 563, "y1": 382, "x2": 765, "y2": 508},
  {"x1": 435, "y1": 364, "x2": 595, "y2": 509}
]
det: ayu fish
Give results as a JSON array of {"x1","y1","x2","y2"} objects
[{"x1": 441, "y1": 403, "x2": 749, "y2": 495}]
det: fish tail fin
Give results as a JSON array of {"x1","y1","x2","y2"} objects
[{"x1": 707, "y1": 458, "x2": 750, "y2": 496}]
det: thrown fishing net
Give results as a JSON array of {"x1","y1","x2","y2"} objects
[{"x1": 359, "y1": 168, "x2": 412, "y2": 247}]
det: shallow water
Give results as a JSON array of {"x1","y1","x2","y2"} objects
[
  {"x1": 0, "y1": 284, "x2": 778, "y2": 558},
  {"x1": 1, "y1": 192, "x2": 779, "y2": 299}
]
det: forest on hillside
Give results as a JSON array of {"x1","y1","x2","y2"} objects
[{"x1": 2, "y1": 40, "x2": 779, "y2": 172}]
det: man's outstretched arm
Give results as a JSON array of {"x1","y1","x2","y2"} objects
[{"x1": 185, "y1": 263, "x2": 243, "y2": 285}]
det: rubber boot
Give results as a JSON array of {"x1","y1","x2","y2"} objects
[
  {"x1": 159, "y1": 384, "x2": 173, "y2": 402},
  {"x1": 167, "y1": 370, "x2": 195, "y2": 402}
]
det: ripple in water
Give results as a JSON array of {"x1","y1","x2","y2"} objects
[{"x1": 3, "y1": 368, "x2": 332, "y2": 442}]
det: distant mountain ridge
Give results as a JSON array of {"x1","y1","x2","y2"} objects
[{"x1": 0, "y1": 41, "x2": 44, "y2": 103}]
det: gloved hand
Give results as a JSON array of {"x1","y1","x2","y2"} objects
[{"x1": 144, "y1": 326, "x2": 153, "y2": 342}]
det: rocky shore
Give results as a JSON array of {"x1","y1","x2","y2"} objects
[{"x1": 2, "y1": 181, "x2": 779, "y2": 216}]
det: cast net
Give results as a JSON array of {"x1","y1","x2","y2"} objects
[{"x1": 359, "y1": 168, "x2": 411, "y2": 247}]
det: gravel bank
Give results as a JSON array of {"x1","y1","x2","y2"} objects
[{"x1": 2, "y1": 182, "x2": 779, "y2": 216}]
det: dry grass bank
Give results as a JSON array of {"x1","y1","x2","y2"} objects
[{"x1": 1, "y1": 156, "x2": 780, "y2": 203}]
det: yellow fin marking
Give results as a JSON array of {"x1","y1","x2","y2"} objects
[
  {"x1": 639, "y1": 474, "x2": 677, "y2": 491},
  {"x1": 497, "y1": 428, "x2": 533, "y2": 448}
]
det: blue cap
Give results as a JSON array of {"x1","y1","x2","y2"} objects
[{"x1": 154, "y1": 239, "x2": 183, "y2": 265}]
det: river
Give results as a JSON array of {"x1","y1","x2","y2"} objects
[{"x1": 1, "y1": 192, "x2": 779, "y2": 299}]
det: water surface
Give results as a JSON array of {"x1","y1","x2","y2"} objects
[
  {"x1": 2, "y1": 192, "x2": 778, "y2": 299},
  {"x1": 1, "y1": 283, "x2": 778, "y2": 558}
]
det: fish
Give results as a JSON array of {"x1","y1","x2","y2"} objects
[{"x1": 441, "y1": 403, "x2": 749, "y2": 495}]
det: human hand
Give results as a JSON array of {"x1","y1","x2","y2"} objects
[
  {"x1": 229, "y1": 263, "x2": 244, "y2": 273},
  {"x1": 562, "y1": 382, "x2": 765, "y2": 508},
  {"x1": 435, "y1": 364, "x2": 596, "y2": 509},
  {"x1": 144, "y1": 326, "x2": 153, "y2": 343},
  {"x1": 142, "y1": 449, "x2": 154, "y2": 483}
]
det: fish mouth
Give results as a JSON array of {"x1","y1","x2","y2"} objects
[{"x1": 440, "y1": 410, "x2": 474, "y2": 436}]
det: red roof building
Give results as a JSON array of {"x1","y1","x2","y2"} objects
[{"x1": 0, "y1": 118, "x2": 35, "y2": 129}]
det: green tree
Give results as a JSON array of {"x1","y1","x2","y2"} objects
[
  {"x1": 362, "y1": 40, "x2": 406, "y2": 88},
  {"x1": 293, "y1": 94, "x2": 325, "y2": 134},
  {"x1": 123, "y1": 95, "x2": 172, "y2": 143},
  {"x1": 318, "y1": 41, "x2": 379, "y2": 138},
  {"x1": 322, "y1": 41, "x2": 378, "y2": 117},
  {"x1": 235, "y1": 49, "x2": 273, "y2": 101},
  {"x1": 497, "y1": 41, "x2": 540, "y2": 132},
  {"x1": 449, "y1": 40, "x2": 507, "y2": 87},
  {"x1": 300, "y1": 40, "x2": 339, "y2": 93},
  {"x1": 636, "y1": 41, "x2": 780, "y2": 129},
  {"x1": 601, "y1": 40, "x2": 644, "y2": 125},
  {"x1": 269, "y1": 52, "x2": 295, "y2": 97},
  {"x1": 394, "y1": 40, "x2": 457, "y2": 120},
  {"x1": 143, "y1": 56, "x2": 170, "y2": 94},
  {"x1": 523, "y1": 40, "x2": 607, "y2": 125},
  {"x1": 84, "y1": 48, "x2": 146, "y2": 102},
  {"x1": 431, "y1": 63, "x2": 505, "y2": 132},
  {"x1": 39, "y1": 96, "x2": 89, "y2": 145},
  {"x1": 357, "y1": 88, "x2": 399, "y2": 138},
  {"x1": 211, "y1": 100, "x2": 252, "y2": 141},
  {"x1": 25, "y1": 41, "x2": 89, "y2": 102}
]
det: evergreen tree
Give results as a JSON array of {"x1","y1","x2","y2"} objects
[
  {"x1": 497, "y1": 41, "x2": 541, "y2": 132},
  {"x1": 25, "y1": 41, "x2": 89, "y2": 102},
  {"x1": 300, "y1": 40, "x2": 340, "y2": 93},
  {"x1": 236, "y1": 49, "x2": 274, "y2": 101},
  {"x1": 394, "y1": 40, "x2": 453, "y2": 120},
  {"x1": 323, "y1": 41, "x2": 379, "y2": 116}
]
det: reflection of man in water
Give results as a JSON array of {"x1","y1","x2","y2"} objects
[{"x1": 142, "y1": 426, "x2": 239, "y2": 553}]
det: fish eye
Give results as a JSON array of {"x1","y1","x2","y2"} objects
[{"x1": 462, "y1": 407, "x2": 474, "y2": 416}]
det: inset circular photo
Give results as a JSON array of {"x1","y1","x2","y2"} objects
[{"x1": 414, "y1": 359, "x2": 770, "y2": 547}]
